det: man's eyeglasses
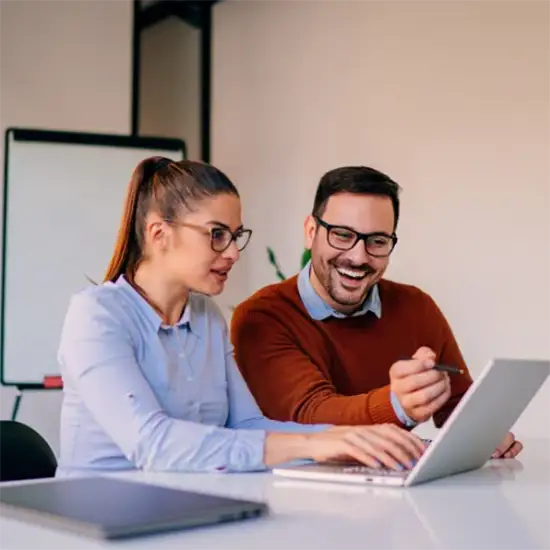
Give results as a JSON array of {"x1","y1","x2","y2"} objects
[
  {"x1": 173, "y1": 221, "x2": 253, "y2": 253},
  {"x1": 314, "y1": 216, "x2": 397, "y2": 258}
]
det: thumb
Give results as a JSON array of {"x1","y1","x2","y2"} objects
[{"x1": 413, "y1": 346, "x2": 436, "y2": 361}]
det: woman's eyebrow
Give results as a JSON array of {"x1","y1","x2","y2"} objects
[{"x1": 205, "y1": 220, "x2": 244, "y2": 231}]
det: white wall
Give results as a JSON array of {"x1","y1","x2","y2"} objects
[
  {"x1": 213, "y1": 0, "x2": 550, "y2": 438},
  {"x1": 0, "y1": 0, "x2": 132, "y2": 453},
  {"x1": 139, "y1": 16, "x2": 201, "y2": 161}
]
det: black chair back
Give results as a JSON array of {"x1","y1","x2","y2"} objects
[{"x1": 0, "y1": 420, "x2": 57, "y2": 482}]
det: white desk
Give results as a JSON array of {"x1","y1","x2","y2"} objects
[{"x1": 1, "y1": 438, "x2": 549, "y2": 550}]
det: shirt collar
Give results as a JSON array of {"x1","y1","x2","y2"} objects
[
  {"x1": 115, "y1": 275, "x2": 198, "y2": 335},
  {"x1": 297, "y1": 260, "x2": 382, "y2": 321}
]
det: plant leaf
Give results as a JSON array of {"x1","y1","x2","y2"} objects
[
  {"x1": 266, "y1": 246, "x2": 286, "y2": 280},
  {"x1": 301, "y1": 248, "x2": 311, "y2": 268}
]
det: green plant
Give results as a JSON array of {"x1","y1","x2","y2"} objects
[{"x1": 267, "y1": 247, "x2": 311, "y2": 281}]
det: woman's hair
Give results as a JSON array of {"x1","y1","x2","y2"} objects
[{"x1": 103, "y1": 157, "x2": 239, "y2": 283}]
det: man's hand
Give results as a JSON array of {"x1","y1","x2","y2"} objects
[
  {"x1": 390, "y1": 347, "x2": 451, "y2": 423},
  {"x1": 491, "y1": 432, "x2": 523, "y2": 459}
]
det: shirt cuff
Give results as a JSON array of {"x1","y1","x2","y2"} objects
[
  {"x1": 390, "y1": 391, "x2": 417, "y2": 427},
  {"x1": 226, "y1": 429, "x2": 268, "y2": 472}
]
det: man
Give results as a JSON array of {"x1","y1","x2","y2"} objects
[{"x1": 231, "y1": 166, "x2": 521, "y2": 459}]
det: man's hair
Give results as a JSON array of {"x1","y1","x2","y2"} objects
[{"x1": 312, "y1": 166, "x2": 402, "y2": 228}]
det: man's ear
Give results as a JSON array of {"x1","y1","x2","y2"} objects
[{"x1": 304, "y1": 215, "x2": 317, "y2": 250}]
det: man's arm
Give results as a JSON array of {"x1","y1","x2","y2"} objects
[
  {"x1": 420, "y1": 294, "x2": 473, "y2": 427},
  {"x1": 231, "y1": 306, "x2": 404, "y2": 427}
]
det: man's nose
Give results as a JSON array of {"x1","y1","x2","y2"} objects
[{"x1": 346, "y1": 238, "x2": 370, "y2": 263}]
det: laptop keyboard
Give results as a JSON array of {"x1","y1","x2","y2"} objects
[{"x1": 341, "y1": 466, "x2": 406, "y2": 477}]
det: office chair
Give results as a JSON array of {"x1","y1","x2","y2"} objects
[{"x1": 0, "y1": 420, "x2": 57, "y2": 482}]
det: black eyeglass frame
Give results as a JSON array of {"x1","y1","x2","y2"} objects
[
  {"x1": 314, "y1": 216, "x2": 398, "y2": 258},
  {"x1": 173, "y1": 221, "x2": 253, "y2": 253}
]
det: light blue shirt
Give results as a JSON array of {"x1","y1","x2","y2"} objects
[
  {"x1": 56, "y1": 276, "x2": 327, "y2": 477},
  {"x1": 297, "y1": 262, "x2": 416, "y2": 427}
]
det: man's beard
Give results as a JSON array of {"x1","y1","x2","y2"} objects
[{"x1": 315, "y1": 258, "x2": 377, "y2": 308}]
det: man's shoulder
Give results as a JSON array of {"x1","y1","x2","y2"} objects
[
  {"x1": 378, "y1": 279, "x2": 445, "y2": 324},
  {"x1": 378, "y1": 278, "x2": 437, "y2": 306},
  {"x1": 233, "y1": 275, "x2": 303, "y2": 320}
]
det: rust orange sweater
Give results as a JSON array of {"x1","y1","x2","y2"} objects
[{"x1": 231, "y1": 276, "x2": 473, "y2": 428}]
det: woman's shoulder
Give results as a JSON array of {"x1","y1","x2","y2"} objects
[{"x1": 65, "y1": 282, "x2": 130, "y2": 323}]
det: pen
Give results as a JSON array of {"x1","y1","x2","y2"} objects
[
  {"x1": 399, "y1": 356, "x2": 464, "y2": 375},
  {"x1": 433, "y1": 364, "x2": 464, "y2": 375}
]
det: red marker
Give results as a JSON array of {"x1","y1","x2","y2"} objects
[{"x1": 43, "y1": 375, "x2": 63, "y2": 389}]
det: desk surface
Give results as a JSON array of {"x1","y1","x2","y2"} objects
[{"x1": 1, "y1": 438, "x2": 549, "y2": 550}]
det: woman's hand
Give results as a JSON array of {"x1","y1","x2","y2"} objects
[{"x1": 305, "y1": 424, "x2": 427, "y2": 470}]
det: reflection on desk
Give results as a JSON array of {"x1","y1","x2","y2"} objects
[{"x1": 0, "y1": 439, "x2": 548, "y2": 550}]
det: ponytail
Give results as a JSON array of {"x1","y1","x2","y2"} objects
[
  {"x1": 102, "y1": 157, "x2": 238, "y2": 284},
  {"x1": 103, "y1": 159, "x2": 150, "y2": 283}
]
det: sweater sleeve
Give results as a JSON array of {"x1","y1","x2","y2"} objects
[
  {"x1": 420, "y1": 293, "x2": 473, "y2": 428},
  {"x1": 231, "y1": 304, "x2": 403, "y2": 427}
]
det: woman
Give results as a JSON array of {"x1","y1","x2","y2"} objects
[{"x1": 56, "y1": 157, "x2": 425, "y2": 477}]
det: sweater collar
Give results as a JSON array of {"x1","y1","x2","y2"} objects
[{"x1": 297, "y1": 260, "x2": 382, "y2": 321}]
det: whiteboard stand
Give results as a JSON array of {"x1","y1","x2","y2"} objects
[
  {"x1": 1, "y1": 128, "x2": 186, "y2": 417},
  {"x1": 11, "y1": 387, "x2": 22, "y2": 421},
  {"x1": 9, "y1": 378, "x2": 63, "y2": 421}
]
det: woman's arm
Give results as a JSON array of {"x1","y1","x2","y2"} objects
[
  {"x1": 59, "y1": 291, "x2": 267, "y2": 473},
  {"x1": 224, "y1": 337, "x2": 426, "y2": 470},
  {"x1": 224, "y1": 347, "x2": 329, "y2": 433}
]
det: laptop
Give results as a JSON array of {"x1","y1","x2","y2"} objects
[
  {"x1": 273, "y1": 358, "x2": 549, "y2": 487},
  {"x1": 0, "y1": 476, "x2": 268, "y2": 539}
]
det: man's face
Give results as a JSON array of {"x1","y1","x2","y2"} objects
[{"x1": 304, "y1": 192, "x2": 395, "y2": 314}]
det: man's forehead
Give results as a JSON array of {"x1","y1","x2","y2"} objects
[{"x1": 323, "y1": 193, "x2": 394, "y2": 219}]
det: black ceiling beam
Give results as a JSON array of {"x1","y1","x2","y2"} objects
[
  {"x1": 172, "y1": 1, "x2": 206, "y2": 29},
  {"x1": 138, "y1": 0, "x2": 176, "y2": 31},
  {"x1": 199, "y1": 1, "x2": 212, "y2": 162},
  {"x1": 138, "y1": 1, "x2": 218, "y2": 31},
  {"x1": 135, "y1": 0, "x2": 220, "y2": 162}
]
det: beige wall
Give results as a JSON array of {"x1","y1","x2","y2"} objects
[
  {"x1": 212, "y1": 0, "x2": 550, "y2": 438},
  {"x1": 0, "y1": 0, "x2": 132, "y2": 453},
  {"x1": 139, "y1": 16, "x2": 201, "y2": 161}
]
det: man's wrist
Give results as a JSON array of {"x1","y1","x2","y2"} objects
[{"x1": 390, "y1": 391, "x2": 418, "y2": 427}]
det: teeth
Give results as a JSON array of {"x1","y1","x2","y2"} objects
[{"x1": 336, "y1": 267, "x2": 367, "y2": 280}]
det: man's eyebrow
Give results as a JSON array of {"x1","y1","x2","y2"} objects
[{"x1": 206, "y1": 220, "x2": 244, "y2": 231}]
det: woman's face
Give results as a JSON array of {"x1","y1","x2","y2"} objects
[{"x1": 148, "y1": 192, "x2": 250, "y2": 296}]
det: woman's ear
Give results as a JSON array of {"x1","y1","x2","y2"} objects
[{"x1": 145, "y1": 216, "x2": 170, "y2": 252}]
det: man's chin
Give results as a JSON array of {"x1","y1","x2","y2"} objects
[{"x1": 331, "y1": 287, "x2": 370, "y2": 310}]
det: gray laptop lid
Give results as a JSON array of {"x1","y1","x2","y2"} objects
[{"x1": 0, "y1": 476, "x2": 268, "y2": 539}]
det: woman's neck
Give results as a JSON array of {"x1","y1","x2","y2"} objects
[{"x1": 132, "y1": 263, "x2": 189, "y2": 326}]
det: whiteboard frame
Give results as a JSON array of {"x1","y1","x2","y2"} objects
[{"x1": 0, "y1": 127, "x2": 186, "y2": 388}]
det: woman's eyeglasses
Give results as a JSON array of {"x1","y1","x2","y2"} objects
[
  {"x1": 209, "y1": 226, "x2": 252, "y2": 252},
  {"x1": 171, "y1": 221, "x2": 252, "y2": 253}
]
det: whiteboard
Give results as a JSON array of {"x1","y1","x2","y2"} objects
[{"x1": 1, "y1": 128, "x2": 186, "y2": 387}]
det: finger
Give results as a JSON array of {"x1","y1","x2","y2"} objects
[
  {"x1": 392, "y1": 358, "x2": 435, "y2": 379},
  {"x1": 345, "y1": 431, "x2": 405, "y2": 471},
  {"x1": 339, "y1": 438, "x2": 389, "y2": 469},
  {"x1": 504, "y1": 441, "x2": 523, "y2": 459},
  {"x1": 400, "y1": 369, "x2": 446, "y2": 394},
  {"x1": 406, "y1": 379, "x2": 448, "y2": 409},
  {"x1": 353, "y1": 429, "x2": 417, "y2": 470},
  {"x1": 492, "y1": 433, "x2": 514, "y2": 458},
  {"x1": 412, "y1": 347, "x2": 437, "y2": 361},
  {"x1": 409, "y1": 385, "x2": 451, "y2": 422},
  {"x1": 381, "y1": 424, "x2": 426, "y2": 459}
]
